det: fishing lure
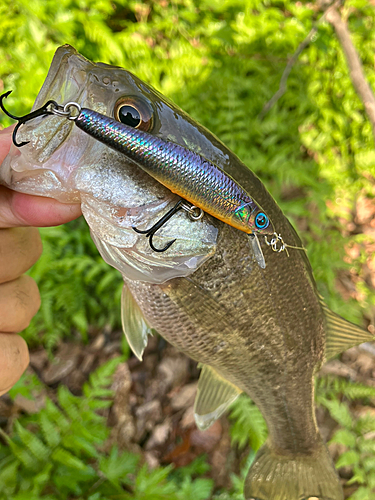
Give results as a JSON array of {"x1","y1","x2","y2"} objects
[{"x1": 0, "y1": 92, "x2": 304, "y2": 268}]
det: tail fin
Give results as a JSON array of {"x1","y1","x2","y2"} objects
[{"x1": 244, "y1": 440, "x2": 343, "y2": 500}]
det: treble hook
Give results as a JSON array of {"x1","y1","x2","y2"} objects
[
  {"x1": 0, "y1": 90, "x2": 58, "y2": 147},
  {"x1": 132, "y1": 200, "x2": 184, "y2": 252},
  {"x1": 132, "y1": 199, "x2": 204, "y2": 252}
]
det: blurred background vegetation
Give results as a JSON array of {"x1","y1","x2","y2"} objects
[{"x1": 0, "y1": 0, "x2": 375, "y2": 499}]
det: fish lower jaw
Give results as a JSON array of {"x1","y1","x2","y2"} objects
[{"x1": 0, "y1": 163, "x2": 82, "y2": 203}]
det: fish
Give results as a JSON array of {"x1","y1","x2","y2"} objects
[{"x1": 1, "y1": 45, "x2": 373, "y2": 500}]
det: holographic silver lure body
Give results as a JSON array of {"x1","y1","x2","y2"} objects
[{"x1": 74, "y1": 108, "x2": 273, "y2": 237}]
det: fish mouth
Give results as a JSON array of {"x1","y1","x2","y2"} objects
[
  {"x1": 16, "y1": 45, "x2": 90, "y2": 163},
  {"x1": 0, "y1": 46, "x2": 110, "y2": 202}
]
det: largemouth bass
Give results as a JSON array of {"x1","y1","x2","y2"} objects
[{"x1": 1, "y1": 45, "x2": 372, "y2": 500}]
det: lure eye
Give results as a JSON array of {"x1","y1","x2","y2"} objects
[
  {"x1": 255, "y1": 212, "x2": 269, "y2": 230},
  {"x1": 114, "y1": 97, "x2": 153, "y2": 132}
]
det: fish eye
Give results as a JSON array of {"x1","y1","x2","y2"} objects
[
  {"x1": 255, "y1": 212, "x2": 269, "y2": 230},
  {"x1": 114, "y1": 97, "x2": 154, "y2": 132}
]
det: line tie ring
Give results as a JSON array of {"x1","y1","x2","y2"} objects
[
  {"x1": 181, "y1": 202, "x2": 204, "y2": 221},
  {"x1": 51, "y1": 101, "x2": 81, "y2": 120}
]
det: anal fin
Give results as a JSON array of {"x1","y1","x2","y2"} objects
[
  {"x1": 121, "y1": 285, "x2": 151, "y2": 361},
  {"x1": 321, "y1": 298, "x2": 374, "y2": 360},
  {"x1": 194, "y1": 365, "x2": 242, "y2": 431}
]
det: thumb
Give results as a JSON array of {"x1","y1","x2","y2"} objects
[{"x1": 0, "y1": 128, "x2": 82, "y2": 228}]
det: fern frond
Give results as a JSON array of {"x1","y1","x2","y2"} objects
[
  {"x1": 229, "y1": 395, "x2": 268, "y2": 451},
  {"x1": 14, "y1": 422, "x2": 50, "y2": 462}
]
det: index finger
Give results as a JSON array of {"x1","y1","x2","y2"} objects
[
  {"x1": 0, "y1": 127, "x2": 82, "y2": 228},
  {"x1": 0, "y1": 186, "x2": 82, "y2": 228}
]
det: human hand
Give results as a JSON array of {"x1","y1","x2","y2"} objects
[{"x1": 0, "y1": 127, "x2": 82, "y2": 396}]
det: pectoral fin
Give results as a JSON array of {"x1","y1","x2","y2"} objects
[
  {"x1": 321, "y1": 298, "x2": 374, "y2": 360},
  {"x1": 121, "y1": 284, "x2": 151, "y2": 361},
  {"x1": 194, "y1": 364, "x2": 242, "y2": 431}
]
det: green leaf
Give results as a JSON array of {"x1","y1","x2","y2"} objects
[
  {"x1": 0, "y1": 459, "x2": 18, "y2": 494},
  {"x1": 99, "y1": 448, "x2": 139, "y2": 484},
  {"x1": 14, "y1": 422, "x2": 49, "y2": 462},
  {"x1": 336, "y1": 450, "x2": 360, "y2": 468},
  {"x1": 39, "y1": 413, "x2": 61, "y2": 449},
  {"x1": 178, "y1": 477, "x2": 213, "y2": 500},
  {"x1": 348, "y1": 485, "x2": 374, "y2": 500},
  {"x1": 330, "y1": 429, "x2": 356, "y2": 448},
  {"x1": 229, "y1": 395, "x2": 268, "y2": 451},
  {"x1": 321, "y1": 400, "x2": 353, "y2": 429},
  {"x1": 51, "y1": 448, "x2": 87, "y2": 470}
]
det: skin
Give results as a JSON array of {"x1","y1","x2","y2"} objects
[{"x1": 0, "y1": 127, "x2": 81, "y2": 396}]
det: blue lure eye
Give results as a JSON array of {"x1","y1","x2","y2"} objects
[{"x1": 255, "y1": 212, "x2": 269, "y2": 230}]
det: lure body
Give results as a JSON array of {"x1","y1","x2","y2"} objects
[{"x1": 75, "y1": 108, "x2": 272, "y2": 236}]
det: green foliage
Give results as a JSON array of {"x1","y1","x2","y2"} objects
[
  {"x1": 1, "y1": 0, "x2": 375, "y2": 497},
  {"x1": 229, "y1": 395, "x2": 268, "y2": 452},
  {"x1": 0, "y1": 358, "x2": 213, "y2": 500},
  {"x1": 317, "y1": 376, "x2": 375, "y2": 499}
]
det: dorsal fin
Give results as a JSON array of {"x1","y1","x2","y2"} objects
[
  {"x1": 121, "y1": 285, "x2": 151, "y2": 361},
  {"x1": 194, "y1": 364, "x2": 242, "y2": 431},
  {"x1": 320, "y1": 298, "x2": 373, "y2": 360}
]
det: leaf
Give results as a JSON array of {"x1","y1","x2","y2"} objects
[
  {"x1": 229, "y1": 395, "x2": 268, "y2": 451},
  {"x1": 39, "y1": 413, "x2": 61, "y2": 449},
  {"x1": 336, "y1": 450, "x2": 360, "y2": 469},
  {"x1": 57, "y1": 386, "x2": 81, "y2": 421},
  {"x1": 44, "y1": 399, "x2": 70, "y2": 433},
  {"x1": 178, "y1": 477, "x2": 213, "y2": 500},
  {"x1": 363, "y1": 455, "x2": 375, "y2": 473},
  {"x1": 321, "y1": 400, "x2": 353, "y2": 429},
  {"x1": 51, "y1": 448, "x2": 87, "y2": 470},
  {"x1": 61, "y1": 435, "x2": 97, "y2": 458},
  {"x1": 347, "y1": 485, "x2": 374, "y2": 500},
  {"x1": 14, "y1": 421, "x2": 50, "y2": 462},
  {"x1": 99, "y1": 448, "x2": 139, "y2": 485},
  {"x1": 330, "y1": 429, "x2": 356, "y2": 448},
  {"x1": 0, "y1": 459, "x2": 18, "y2": 494},
  {"x1": 135, "y1": 464, "x2": 176, "y2": 497}
]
